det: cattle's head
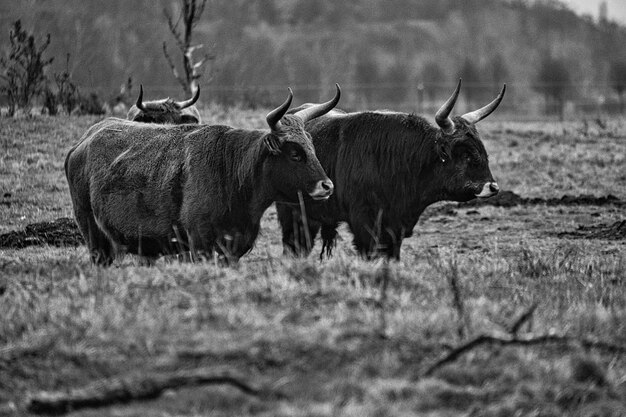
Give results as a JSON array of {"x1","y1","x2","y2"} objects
[
  {"x1": 433, "y1": 79, "x2": 505, "y2": 201},
  {"x1": 127, "y1": 85, "x2": 201, "y2": 124},
  {"x1": 263, "y1": 85, "x2": 341, "y2": 202}
]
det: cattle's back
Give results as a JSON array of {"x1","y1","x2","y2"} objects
[
  {"x1": 73, "y1": 120, "x2": 226, "y2": 240},
  {"x1": 304, "y1": 112, "x2": 437, "y2": 216}
]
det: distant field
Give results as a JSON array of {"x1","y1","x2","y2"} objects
[{"x1": 0, "y1": 111, "x2": 625, "y2": 416}]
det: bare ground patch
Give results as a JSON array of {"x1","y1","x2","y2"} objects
[{"x1": 0, "y1": 217, "x2": 83, "y2": 248}]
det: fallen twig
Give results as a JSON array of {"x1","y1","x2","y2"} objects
[
  {"x1": 25, "y1": 367, "x2": 273, "y2": 415},
  {"x1": 424, "y1": 332, "x2": 626, "y2": 377},
  {"x1": 507, "y1": 302, "x2": 537, "y2": 335}
]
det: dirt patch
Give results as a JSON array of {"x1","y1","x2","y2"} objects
[
  {"x1": 0, "y1": 217, "x2": 83, "y2": 249},
  {"x1": 459, "y1": 191, "x2": 624, "y2": 208},
  {"x1": 425, "y1": 191, "x2": 625, "y2": 219},
  {"x1": 557, "y1": 220, "x2": 626, "y2": 241}
]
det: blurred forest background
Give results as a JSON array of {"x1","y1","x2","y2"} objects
[{"x1": 1, "y1": 0, "x2": 626, "y2": 118}]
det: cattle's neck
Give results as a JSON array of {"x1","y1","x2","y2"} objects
[{"x1": 223, "y1": 131, "x2": 274, "y2": 218}]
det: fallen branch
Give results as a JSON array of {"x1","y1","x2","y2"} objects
[
  {"x1": 424, "y1": 332, "x2": 626, "y2": 377},
  {"x1": 25, "y1": 367, "x2": 272, "y2": 415},
  {"x1": 507, "y1": 302, "x2": 537, "y2": 335}
]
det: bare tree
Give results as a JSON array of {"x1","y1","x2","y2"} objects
[{"x1": 162, "y1": 0, "x2": 213, "y2": 95}]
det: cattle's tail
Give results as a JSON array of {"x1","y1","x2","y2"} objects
[{"x1": 320, "y1": 223, "x2": 338, "y2": 260}]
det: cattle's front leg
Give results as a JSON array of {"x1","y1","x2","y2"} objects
[{"x1": 349, "y1": 218, "x2": 404, "y2": 260}]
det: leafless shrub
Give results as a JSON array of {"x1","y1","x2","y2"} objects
[{"x1": 0, "y1": 20, "x2": 53, "y2": 116}]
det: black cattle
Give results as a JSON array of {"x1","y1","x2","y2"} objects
[
  {"x1": 126, "y1": 85, "x2": 202, "y2": 124},
  {"x1": 277, "y1": 80, "x2": 504, "y2": 260},
  {"x1": 65, "y1": 85, "x2": 340, "y2": 265}
]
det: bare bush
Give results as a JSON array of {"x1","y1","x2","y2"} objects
[
  {"x1": 0, "y1": 20, "x2": 53, "y2": 116},
  {"x1": 42, "y1": 54, "x2": 79, "y2": 116}
]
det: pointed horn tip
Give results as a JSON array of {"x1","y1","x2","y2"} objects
[
  {"x1": 460, "y1": 83, "x2": 507, "y2": 123},
  {"x1": 136, "y1": 84, "x2": 145, "y2": 110},
  {"x1": 175, "y1": 86, "x2": 201, "y2": 109},
  {"x1": 266, "y1": 88, "x2": 294, "y2": 130},
  {"x1": 284, "y1": 87, "x2": 294, "y2": 104},
  {"x1": 328, "y1": 83, "x2": 341, "y2": 104},
  {"x1": 285, "y1": 88, "x2": 294, "y2": 106}
]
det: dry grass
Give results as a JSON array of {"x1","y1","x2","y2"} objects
[{"x1": 0, "y1": 112, "x2": 625, "y2": 416}]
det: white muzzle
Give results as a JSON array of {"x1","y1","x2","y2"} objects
[{"x1": 475, "y1": 182, "x2": 499, "y2": 198}]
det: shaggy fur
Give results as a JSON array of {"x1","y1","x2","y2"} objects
[
  {"x1": 277, "y1": 112, "x2": 497, "y2": 260},
  {"x1": 65, "y1": 114, "x2": 330, "y2": 265}
]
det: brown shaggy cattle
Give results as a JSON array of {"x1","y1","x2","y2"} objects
[
  {"x1": 278, "y1": 80, "x2": 504, "y2": 259},
  {"x1": 66, "y1": 86, "x2": 340, "y2": 265}
]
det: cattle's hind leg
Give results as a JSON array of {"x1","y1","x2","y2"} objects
[
  {"x1": 379, "y1": 228, "x2": 404, "y2": 260},
  {"x1": 75, "y1": 212, "x2": 114, "y2": 266}
]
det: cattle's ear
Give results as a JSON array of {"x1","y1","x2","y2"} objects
[{"x1": 264, "y1": 133, "x2": 282, "y2": 155}]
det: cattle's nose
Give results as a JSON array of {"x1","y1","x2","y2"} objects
[
  {"x1": 475, "y1": 181, "x2": 499, "y2": 198},
  {"x1": 310, "y1": 179, "x2": 334, "y2": 200}
]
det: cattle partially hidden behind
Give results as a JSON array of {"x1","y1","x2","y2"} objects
[
  {"x1": 126, "y1": 85, "x2": 202, "y2": 124},
  {"x1": 65, "y1": 85, "x2": 340, "y2": 265},
  {"x1": 277, "y1": 79, "x2": 504, "y2": 260}
]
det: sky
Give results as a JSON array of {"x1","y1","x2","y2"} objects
[{"x1": 562, "y1": 0, "x2": 626, "y2": 24}]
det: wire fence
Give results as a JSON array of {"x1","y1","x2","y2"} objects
[
  {"x1": 3, "y1": 82, "x2": 624, "y2": 121},
  {"x1": 115, "y1": 81, "x2": 625, "y2": 120}
]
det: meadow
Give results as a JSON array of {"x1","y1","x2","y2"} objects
[{"x1": 0, "y1": 109, "x2": 625, "y2": 416}]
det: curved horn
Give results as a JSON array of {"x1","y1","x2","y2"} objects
[
  {"x1": 266, "y1": 88, "x2": 293, "y2": 131},
  {"x1": 435, "y1": 79, "x2": 461, "y2": 134},
  {"x1": 461, "y1": 84, "x2": 506, "y2": 124},
  {"x1": 135, "y1": 84, "x2": 147, "y2": 111},
  {"x1": 293, "y1": 83, "x2": 341, "y2": 123},
  {"x1": 175, "y1": 85, "x2": 201, "y2": 109}
]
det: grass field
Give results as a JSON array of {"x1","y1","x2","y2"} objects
[{"x1": 0, "y1": 110, "x2": 625, "y2": 416}]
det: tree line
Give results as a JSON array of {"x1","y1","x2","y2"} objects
[{"x1": 1, "y1": 0, "x2": 626, "y2": 117}]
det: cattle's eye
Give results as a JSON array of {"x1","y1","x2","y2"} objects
[
  {"x1": 290, "y1": 149, "x2": 303, "y2": 162},
  {"x1": 465, "y1": 153, "x2": 482, "y2": 166}
]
